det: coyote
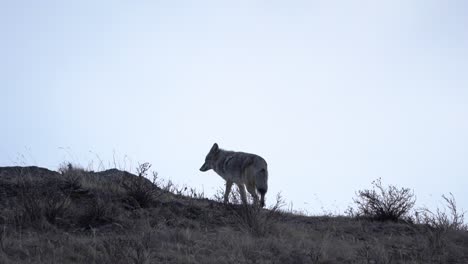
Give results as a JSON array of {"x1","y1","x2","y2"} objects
[{"x1": 200, "y1": 143, "x2": 268, "y2": 207}]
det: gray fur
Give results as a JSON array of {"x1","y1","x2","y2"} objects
[{"x1": 200, "y1": 143, "x2": 268, "y2": 207}]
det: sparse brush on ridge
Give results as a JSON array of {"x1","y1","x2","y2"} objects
[
  {"x1": 351, "y1": 178, "x2": 416, "y2": 222},
  {"x1": 121, "y1": 162, "x2": 160, "y2": 208},
  {"x1": 415, "y1": 193, "x2": 467, "y2": 232}
]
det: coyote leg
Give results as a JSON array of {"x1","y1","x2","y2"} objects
[
  {"x1": 246, "y1": 184, "x2": 259, "y2": 206},
  {"x1": 237, "y1": 184, "x2": 248, "y2": 205},
  {"x1": 224, "y1": 181, "x2": 233, "y2": 204}
]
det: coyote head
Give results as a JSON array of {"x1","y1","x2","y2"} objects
[{"x1": 200, "y1": 143, "x2": 219, "y2": 172}]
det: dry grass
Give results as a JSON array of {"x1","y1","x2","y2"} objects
[{"x1": 0, "y1": 165, "x2": 467, "y2": 264}]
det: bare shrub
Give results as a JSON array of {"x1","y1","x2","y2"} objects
[
  {"x1": 415, "y1": 193, "x2": 467, "y2": 232},
  {"x1": 122, "y1": 163, "x2": 160, "y2": 208},
  {"x1": 352, "y1": 178, "x2": 416, "y2": 221}
]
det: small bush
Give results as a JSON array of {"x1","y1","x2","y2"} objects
[
  {"x1": 58, "y1": 163, "x2": 85, "y2": 192},
  {"x1": 352, "y1": 178, "x2": 416, "y2": 221},
  {"x1": 415, "y1": 193, "x2": 467, "y2": 232},
  {"x1": 122, "y1": 163, "x2": 160, "y2": 208}
]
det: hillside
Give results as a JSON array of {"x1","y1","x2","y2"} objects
[{"x1": 0, "y1": 166, "x2": 467, "y2": 264}]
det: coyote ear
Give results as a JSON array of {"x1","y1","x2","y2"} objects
[{"x1": 211, "y1": 143, "x2": 219, "y2": 153}]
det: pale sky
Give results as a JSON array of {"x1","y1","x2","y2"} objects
[{"x1": 1, "y1": 1, "x2": 467, "y2": 215}]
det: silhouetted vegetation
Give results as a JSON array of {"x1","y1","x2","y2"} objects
[
  {"x1": 0, "y1": 165, "x2": 467, "y2": 263},
  {"x1": 121, "y1": 162, "x2": 160, "y2": 208},
  {"x1": 351, "y1": 178, "x2": 416, "y2": 222},
  {"x1": 415, "y1": 193, "x2": 467, "y2": 232}
]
